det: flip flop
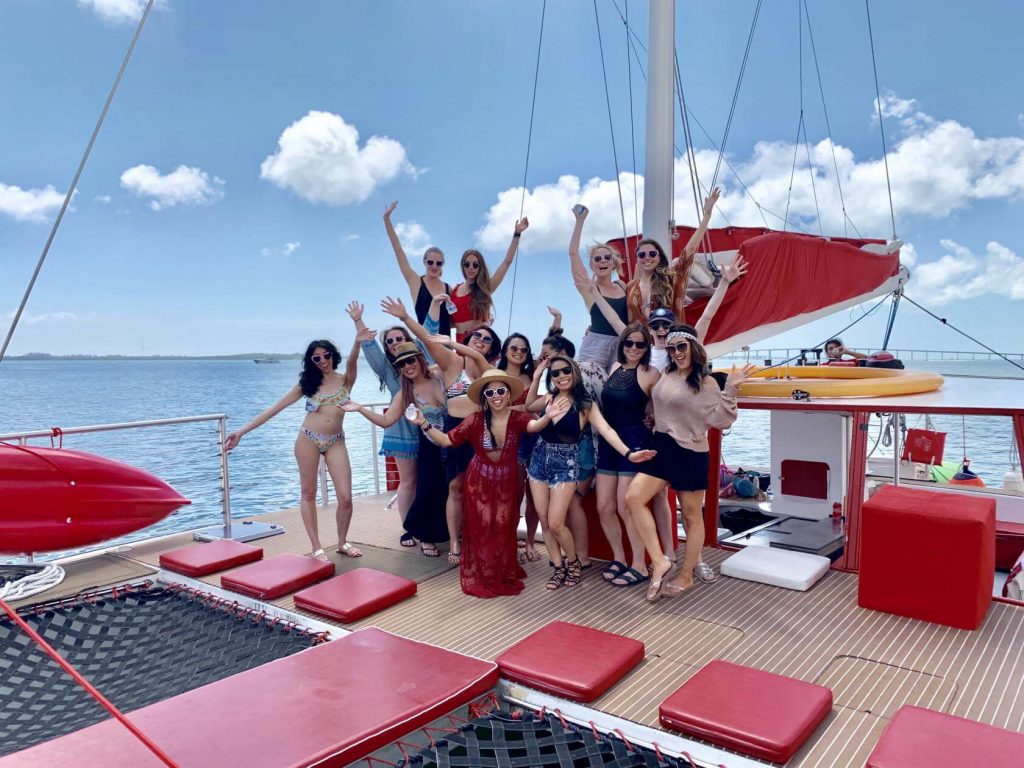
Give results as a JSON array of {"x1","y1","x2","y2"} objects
[
  {"x1": 602, "y1": 561, "x2": 627, "y2": 581},
  {"x1": 523, "y1": 549, "x2": 542, "y2": 562},
  {"x1": 646, "y1": 557, "x2": 673, "y2": 603},
  {"x1": 662, "y1": 581, "x2": 693, "y2": 598},
  {"x1": 421, "y1": 544, "x2": 440, "y2": 558},
  {"x1": 447, "y1": 551, "x2": 461, "y2": 565},
  {"x1": 400, "y1": 532, "x2": 418, "y2": 548},
  {"x1": 611, "y1": 567, "x2": 650, "y2": 588}
]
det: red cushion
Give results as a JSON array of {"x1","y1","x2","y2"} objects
[
  {"x1": 0, "y1": 627, "x2": 499, "y2": 768},
  {"x1": 996, "y1": 520, "x2": 1024, "y2": 570},
  {"x1": 159, "y1": 540, "x2": 263, "y2": 577},
  {"x1": 866, "y1": 705, "x2": 1024, "y2": 768},
  {"x1": 294, "y1": 568, "x2": 417, "y2": 623},
  {"x1": 858, "y1": 485, "x2": 995, "y2": 630},
  {"x1": 659, "y1": 660, "x2": 832, "y2": 764},
  {"x1": 495, "y1": 621, "x2": 644, "y2": 702},
  {"x1": 220, "y1": 553, "x2": 334, "y2": 599}
]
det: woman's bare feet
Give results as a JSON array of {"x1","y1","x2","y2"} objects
[{"x1": 646, "y1": 556, "x2": 673, "y2": 602}]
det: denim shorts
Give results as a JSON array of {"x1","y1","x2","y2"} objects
[
  {"x1": 577, "y1": 429, "x2": 596, "y2": 482},
  {"x1": 527, "y1": 438, "x2": 579, "y2": 486}
]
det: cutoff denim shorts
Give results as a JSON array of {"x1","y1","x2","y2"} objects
[{"x1": 527, "y1": 438, "x2": 579, "y2": 486}]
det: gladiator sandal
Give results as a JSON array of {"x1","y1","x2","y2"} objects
[
  {"x1": 546, "y1": 560, "x2": 567, "y2": 590},
  {"x1": 562, "y1": 557, "x2": 583, "y2": 587}
]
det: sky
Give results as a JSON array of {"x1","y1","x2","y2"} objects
[{"x1": 1, "y1": 0, "x2": 1023, "y2": 357}]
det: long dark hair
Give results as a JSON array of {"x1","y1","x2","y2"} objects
[
  {"x1": 462, "y1": 324, "x2": 502, "y2": 363},
  {"x1": 663, "y1": 324, "x2": 707, "y2": 393},
  {"x1": 460, "y1": 249, "x2": 494, "y2": 321},
  {"x1": 377, "y1": 325, "x2": 414, "y2": 391},
  {"x1": 299, "y1": 339, "x2": 342, "y2": 397},
  {"x1": 541, "y1": 329, "x2": 576, "y2": 360},
  {"x1": 616, "y1": 323, "x2": 653, "y2": 367},
  {"x1": 545, "y1": 355, "x2": 592, "y2": 411},
  {"x1": 397, "y1": 354, "x2": 434, "y2": 412},
  {"x1": 636, "y1": 238, "x2": 674, "y2": 310},
  {"x1": 497, "y1": 333, "x2": 535, "y2": 380}
]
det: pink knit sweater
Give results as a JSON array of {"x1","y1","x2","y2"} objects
[{"x1": 651, "y1": 373, "x2": 738, "y2": 452}]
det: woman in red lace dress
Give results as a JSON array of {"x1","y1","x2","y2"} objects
[{"x1": 413, "y1": 369, "x2": 559, "y2": 597}]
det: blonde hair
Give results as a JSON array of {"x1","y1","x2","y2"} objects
[{"x1": 587, "y1": 242, "x2": 623, "y2": 272}]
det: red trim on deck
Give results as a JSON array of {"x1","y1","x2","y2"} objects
[{"x1": 838, "y1": 411, "x2": 871, "y2": 573}]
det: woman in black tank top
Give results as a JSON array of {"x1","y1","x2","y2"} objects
[
  {"x1": 524, "y1": 355, "x2": 655, "y2": 591},
  {"x1": 383, "y1": 200, "x2": 453, "y2": 334}
]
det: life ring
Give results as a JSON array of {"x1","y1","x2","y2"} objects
[{"x1": 738, "y1": 365, "x2": 944, "y2": 398}]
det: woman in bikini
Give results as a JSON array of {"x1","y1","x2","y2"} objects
[
  {"x1": 343, "y1": 342, "x2": 452, "y2": 557},
  {"x1": 384, "y1": 200, "x2": 453, "y2": 334},
  {"x1": 225, "y1": 307, "x2": 365, "y2": 561}
]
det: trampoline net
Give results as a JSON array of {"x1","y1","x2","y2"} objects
[
  {"x1": 410, "y1": 710, "x2": 696, "y2": 768},
  {"x1": 0, "y1": 584, "x2": 318, "y2": 756}
]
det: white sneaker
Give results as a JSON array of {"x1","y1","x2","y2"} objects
[{"x1": 694, "y1": 561, "x2": 718, "y2": 583}]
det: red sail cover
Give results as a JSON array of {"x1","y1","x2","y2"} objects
[
  {"x1": 0, "y1": 444, "x2": 190, "y2": 554},
  {"x1": 606, "y1": 228, "x2": 902, "y2": 355}
]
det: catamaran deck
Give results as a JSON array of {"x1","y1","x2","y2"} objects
[{"x1": 40, "y1": 491, "x2": 1024, "y2": 768}]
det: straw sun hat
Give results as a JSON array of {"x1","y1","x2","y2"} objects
[
  {"x1": 467, "y1": 369, "x2": 525, "y2": 403},
  {"x1": 390, "y1": 342, "x2": 423, "y2": 366}
]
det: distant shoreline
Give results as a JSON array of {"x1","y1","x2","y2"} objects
[{"x1": 7, "y1": 354, "x2": 303, "y2": 361}]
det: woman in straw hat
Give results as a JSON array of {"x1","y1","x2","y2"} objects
[{"x1": 411, "y1": 369, "x2": 546, "y2": 597}]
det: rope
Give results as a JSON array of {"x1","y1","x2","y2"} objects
[
  {"x1": 592, "y1": 0, "x2": 630, "y2": 250},
  {"x1": 901, "y1": 294, "x2": 1024, "y2": 373},
  {"x1": 624, "y1": 0, "x2": 641, "y2": 248},
  {"x1": 0, "y1": 596, "x2": 180, "y2": 766},
  {"x1": 881, "y1": 290, "x2": 901, "y2": 350},
  {"x1": 505, "y1": 0, "x2": 546, "y2": 336},
  {"x1": 0, "y1": 565, "x2": 65, "y2": 602},
  {"x1": 0, "y1": 0, "x2": 156, "y2": 365},
  {"x1": 865, "y1": 0, "x2": 898, "y2": 240}
]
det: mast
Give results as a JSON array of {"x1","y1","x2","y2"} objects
[{"x1": 642, "y1": 0, "x2": 675, "y2": 256}]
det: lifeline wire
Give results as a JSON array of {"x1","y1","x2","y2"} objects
[
  {"x1": 505, "y1": 0, "x2": 547, "y2": 336},
  {"x1": 0, "y1": 0, "x2": 156, "y2": 365}
]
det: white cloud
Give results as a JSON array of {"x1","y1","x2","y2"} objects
[
  {"x1": 898, "y1": 241, "x2": 918, "y2": 268},
  {"x1": 261, "y1": 241, "x2": 302, "y2": 257},
  {"x1": 76, "y1": 0, "x2": 164, "y2": 25},
  {"x1": 3, "y1": 310, "x2": 82, "y2": 326},
  {"x1": 283, "y1": 241, "x2": 300, "y2": 255},
  {"x1": 119, "y1": 164, "x2": 225, "y2": 211},
  {"x1": 394, "y1": 221, "x2": 432, "y2": 255},
  {"x1": 260, "y1": 111, "x2": 419, "y2": 206},
  {"x1": 477, "y1": 94, "x2": 1024, "y2": 251},
  {"x1": 0, "y1": 181, "x2": 66, "y2": 223},
  {"x1": 94, "y1": 194, "x2": 112, "y2": 204},
  {"x1": 910, "y1": 239, "x2": 1024, "y2": 305},
  {"x1": 342, "y1": 233, "x2": 360, "y2": 242}
]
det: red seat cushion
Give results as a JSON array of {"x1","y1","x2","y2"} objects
[
  {"x1": 659, "y1": 660, "x2": 832, "y2": 764},
  {"x1": 0, "y1": 627, "x2": 499, "y2": 768},
  {"x1": 866, "y1": 705, "x2": 1024, "y2": 768},
  {"x1": 858, "y1": 485, "x2": 995, "y2": 630},
  {"x1": 996, "y1": 520, "x2": 1024, "y2": 570},
  {"x1": 220, "y1": 553, "x2": 333, "y2": 599},
  {"x1": 159, "y1": 540, "x2": 263, "y2": 577},
  {"x1": 294, "y1": 568, "x2": 417, "y2": 623},
  {"x1": 495, "y1": 621, "x2": 644, "y2": 702}
]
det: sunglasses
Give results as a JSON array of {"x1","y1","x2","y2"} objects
[
  {"x1": 649, "y1": 321, "x2": 671, "y2": 331},
  {"x1": 395, "y1": 356, "x2": 420, "y2": 369},
  {"x1": 549, "y1": 365, "x2": 573, "y2": 378},
  {"x1": 463, "y1": 261, "x2": 480, "y2": 269},
  {"x1": 622, "y1": 339, "x2": 648, "y2": 349},
  {"x1": 636, "y1": 250, "x2": 660, "y2": 260},
  {"x1": 310, "y1": 352, "x2": 333, "y2": 363},
  {"x1": 507, "y1": 344, "x2": 528, "y2": 354},
  {"x1": 385, "y1": 336, "x2": 405, "y2": 346},
  {"x1": 483, "y1": 386, "x2": 509, "y2": 398},
  {"x1": 425, "y1": 259, "x2": 444, "y2": 267},
  {"x1": 591, "y1": 254, "x2": 614, "y2": 263},
  {"x1": 666, "y1": 343, "x2": 690, "y2": 355},
  {"x1": 471, "y1": 331, "x2": 493, "y2": 343}
]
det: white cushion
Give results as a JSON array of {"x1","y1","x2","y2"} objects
[{"x1": 720, "y1": 546, "x2": 830, "y2": 591}]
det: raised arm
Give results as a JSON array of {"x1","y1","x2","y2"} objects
[
  {"x1": 525, "y1": 359, "x2": 549, "y2": 411},
  {"x1": 585, "y1": 403, "x2": 658, "y2": 463},
  {"x1": 705, "y1": 365, "x2": 755, "y2": 429},
  {"x1": 546, "y1": 305, "x2": 563, "y2": 336},
  {"x1": 490, "y1": 218, "x2": 529, "y2": 290},
  {"x1": 383, "y1": 201, "x2": 421, "y2": 299},
  {"x1": 678, "y1": 187, "x2": 720, "y2": 264},
  {"x1": 381, "y1": 295, "x2": 459, "y2": 372},
  {"x1": 568, "y1": 205, "x2": 590, "y2": 283},
  {"x1": 342, "y1": 392, "x2": 404, "y2": 429},
  {"x1": 344, "y1": 301, "x2": 368, "y2": 388},
  {"x1": 575, "y1": 275, "x2": 626, "y2": 335},
  {"x1": 448, "y1": 338, "x2": 495, "y2": 375},
  {"x1": 224, "y1": 385, "x2": 303, "y2": 450},
  {"x1": 694, "y1": 254, "x2": 747, "y2": 344}
]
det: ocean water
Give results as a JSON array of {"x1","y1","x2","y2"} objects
[{"x1": 1, "y1": 357, "x2": 1022, "y2": 557}]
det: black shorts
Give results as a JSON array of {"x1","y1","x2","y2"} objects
[
  {"x1": 596, "y1": 424, "x2": 652, "y2": 476},
  {"x1": 640, "y1": 432, "x2": 710, "y2": 492}
]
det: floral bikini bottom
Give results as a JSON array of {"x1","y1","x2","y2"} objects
[{"x1": 302, "y1": 428, "x2": 345, "y2": 454}]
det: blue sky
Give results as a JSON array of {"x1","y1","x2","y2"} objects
[{"x1": 1, "y1": 0, "x2": 1022, "y2": 357}]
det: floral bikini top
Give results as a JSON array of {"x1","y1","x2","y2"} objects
[{"x1": 305, "y1": 385, "x2": 350, "y2": 413}]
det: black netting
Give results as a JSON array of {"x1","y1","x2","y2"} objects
[
  {"x1": 0, "y1": 586, "x2": 317, "y2": 755},
  {"x1": 410, "y1": 711, "x2": 695, "y2": 768},
  {"x1": 0, "y1": 565, "x2": 44, "y2": 585}
]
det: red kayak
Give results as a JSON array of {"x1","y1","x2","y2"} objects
[{"x1": 0, "y1": 444, "x2": 190, "y2": 555}]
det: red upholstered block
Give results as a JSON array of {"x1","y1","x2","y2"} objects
[
  {"x1": 996, "y1": 520, "x2": 1024, "y2": 570},
  {"x1": 866, "y1": 705, "x2": 1024, "y2": 768},
  {"x1": 294, "y1": 568, "x2": 417, "y2": 623},
  {"x1": 159, "y1": 539, "x2": 263, "y2": 577},
  {"x1": 495, "y1": 621, "x2": 644, "y2": 702},
  {"x1": 659, "y1": 661, "x2": 832, "y2": 764},
  {"x1": 858, "y1": 485, "x2": 995, "y2": 630},
  {"x1": 220, "y1": 553, "x2": 334, "y2": 599},
  {"x1": 0, "y1": 627, "x2": 500, "y2": 768}
]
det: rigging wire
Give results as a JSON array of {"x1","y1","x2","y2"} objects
[
  {"x1": 784, "y1": 1, "x2": 823, "y2": 234},
  {"x1": 592, "y1": 0, "x2": 631, "y2": 253},
  {"x1": 624, "y1": 0, "x2": 641, "y2": 253},
  {"x1": 0, "y1": 0, "x2": 157, "y2": 365},
  {"x1": 504, "y1": 0, "x2": 547, "y2": 335},
  {"x1": 881, "y1": 290, "x2": 901, "y2": 350},
  {"x1": 865, "y1": 0, "x2": 898, "y2": 241},
  {"x1": 901, "y1": 294, "x2": 1024, "y2": 373}
]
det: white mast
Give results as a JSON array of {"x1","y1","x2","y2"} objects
[{"x1": 642, "y1": 0, "x2": 675, "y2": 257}]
